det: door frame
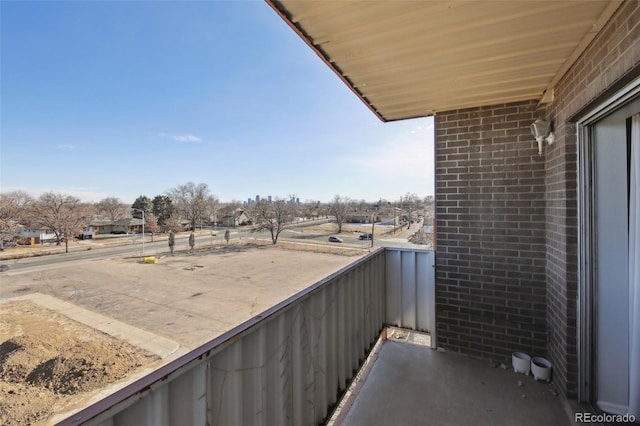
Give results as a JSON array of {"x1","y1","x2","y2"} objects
[{"x1": 576, "y1": 77, "x2": 640, "y2": 403}]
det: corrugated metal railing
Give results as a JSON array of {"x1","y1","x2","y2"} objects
[
  {"x1": 385, "y1": 248, "x2": 436, "y2": 346},
  {"x1": 59, "y1": 247, "x2": 435, "y2": 425}
]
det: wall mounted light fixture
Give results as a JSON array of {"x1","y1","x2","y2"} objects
[{"x1": 530, "y1": 119, "x2": 554, "y2": 155}]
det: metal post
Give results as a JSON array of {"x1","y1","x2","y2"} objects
[{"x1": 371, "y1": 218, "x2": 375, "y2": 248}]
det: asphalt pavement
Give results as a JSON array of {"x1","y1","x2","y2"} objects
[{"x1": 0, "y1": 220, "x2": 430, "y2": 274}]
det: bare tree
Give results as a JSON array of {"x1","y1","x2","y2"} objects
[
  {"x1": 401, "y1": 192, "x2": 420, "y2": 224},
  {"x1": 377, "y1": 198, "x2": 394, "y2": 219},
  {"x1": 303, "y1": 200, "x2": 321, "y2": 220},
  {"x1": 167, "y1": 182, "x2": 217, "y2": 231},
  {"x1": 357, "y1": 199, "x2": 370, "y2": 212},
  {"x1": 31, "y1": 192, "x2": 94, "y2": 253},
  {"x1": 329, "y1": 195, "x2": 352, "y2": 233},
  {"x1": 224, "y1": 199, "x2": 243, "y2": 210},
  {"x1": 145, "y1": 213, "x2": 159, "y2": 241},
  {"x1": 95, "y1": 196, "x2": 127, "y2": 221},
  {"x1": 0, "y1": 191, "x2": 33, "y2": 250},
  {"x1": 424, "y1": 195, "x2": 435, "y2": 220},
  {"x1": 163, "y1": 213, "x2": 183, "y2": 233},
  {"x1": 205, "y1": 197, "x2": 220, "y2": 226},
  {"x1": 252, "y1": 199, "x2": 292, "y2": 244}
]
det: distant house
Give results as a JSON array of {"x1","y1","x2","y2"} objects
[
  {"x1": 89, "y1": 217, "x2": 144, "y2": 235},
  {"x1": 79, "y1": 225, "x2": 97, "y2": 240},
  {"x1": 19, "y1": 225, "x2": 57, "y2": 244},
  {"x1": 346, "y1": 212, "x2": 381, "y2": 224},
  {"x1": 220, "y1": 208, "x2": 250, "y2": 227}
]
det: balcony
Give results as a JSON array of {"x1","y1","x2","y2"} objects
[
  {"x1": 58, "y1": 247, "x2": 570, "y2": 425},
  {"x1": 334, "y1": 336, "x2": 569, "y2": 426}
]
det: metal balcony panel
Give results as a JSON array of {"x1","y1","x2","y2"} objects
[
  {"x1": 401, "y1": 252, "x2": 417, "y2": 329},
  {"x1": 385, "y1": 248, "x2": 436, "y2": 344}
]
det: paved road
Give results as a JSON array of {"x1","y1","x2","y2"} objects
[
  {"x1": 1, "y1": 232, "x2": 229, "y2": 273},
  {"x1": 0, "y1": 226, "x2": 320, "y2": 273},
  {"x1": 277, "y1": 224, "x2": 425, "y2": 250},
  {"x1": 1, "y1": 220, "x2": 429, "y2": 274}
]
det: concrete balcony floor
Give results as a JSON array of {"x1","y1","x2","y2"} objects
[{"x1": 338, "y1": 338, "x2": 572, "y2": 426}]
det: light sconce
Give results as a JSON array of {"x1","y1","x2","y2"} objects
[{"x1": 530, "y1": 119, "x2": 554, "y2": 155}]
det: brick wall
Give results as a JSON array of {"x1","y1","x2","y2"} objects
[
  {"x1": 433, "y1": 1, "x2": 639, "y2": 397},
  {"x1": 435, "y1": 100, "x2": 547, "y2": 361},
  {"x1": 545, "y1": 0, "x2": 640, "y2": 397}
]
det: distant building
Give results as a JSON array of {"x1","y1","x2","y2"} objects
[
  {"x1": 346, "y1": 212, "x2": 381, "y2": 224},
  {"x1": 19, "y1": 224, "x2": 57, "y2": 244},
  {"x1": 90, "y1": 217, "x2": 144, "y2": 235},
  {"x1": 220, "y1": 208, "x2": 250, "y2": 227}
]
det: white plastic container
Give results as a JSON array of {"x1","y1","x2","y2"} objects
[
  {"x1": 531, "y1": 357, "x2": 552, "y2": 382},
  {"x1": 512, "y1": 352, "x2": 531, "y2": 375}
]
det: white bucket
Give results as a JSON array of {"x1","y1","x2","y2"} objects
[
  {"x1": 531, "y1": 357, "x2": 552, "y2": 382},
  {"x1": 512, "y1": 352, "x2": 531, "y2": 375}
]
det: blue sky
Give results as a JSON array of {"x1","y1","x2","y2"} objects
[{"x1": 1, "y1": 1, "x2": 434, "y2": 204}]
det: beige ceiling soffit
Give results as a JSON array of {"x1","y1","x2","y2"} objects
[
  {"x1": 539, "y1": 0, "x2": 623, "y2": 105},
  {"x1": 266, "y1": 0, "x2": 387, "y2": 122}
]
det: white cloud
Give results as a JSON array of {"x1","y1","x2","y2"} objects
[
  {"x1": 158, "y1": 132, "x2": 203, "y2": 143},
  {"x1": 56, "y1": 144, "x2": 76, "y2": 151}
]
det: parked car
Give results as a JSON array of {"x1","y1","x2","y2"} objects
[
  {"x1": 1, "y1": 241, "x2": 17, "y2": 248},
  {"x1": 359, "y1": 233, "x2": 373, "y2": 240},
  {"x1": 328, "y1": 236, "x2": 343, "y2": 243}
]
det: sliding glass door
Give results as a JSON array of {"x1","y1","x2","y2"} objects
[{"x1": 580, "y1": 92, "x2": 640, "y2": 418}]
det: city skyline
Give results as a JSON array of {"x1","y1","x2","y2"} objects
[{"x1": 1, "y1": 1, "x2": 434, "y2": 204}]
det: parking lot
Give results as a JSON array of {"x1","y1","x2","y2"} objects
[{"x1": 0, "y1": 245, "x2": 362, "y2": 350}]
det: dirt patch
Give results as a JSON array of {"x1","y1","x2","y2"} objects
[{"x1": 0, "y1": 300, "x2": 159, "y2": 425}]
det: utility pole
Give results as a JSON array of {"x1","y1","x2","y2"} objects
[
  {"x1": 393, "y1": 202, "x2": 397, "y2": 235},
  {"x1": 371, "y1": 214, "x2": 375, "y2": 248}
]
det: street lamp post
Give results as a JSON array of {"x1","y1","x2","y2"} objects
[{"x1": 132, "y1": 208, "x2": 145, "y2": 254}]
